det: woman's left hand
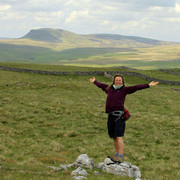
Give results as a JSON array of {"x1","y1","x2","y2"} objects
[{"x1": 149, "y1": 81, "x2": 159, "y2": 86}]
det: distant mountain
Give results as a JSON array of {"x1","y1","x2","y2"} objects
[
  {"x1": 0, "y1": 28, "x2": 180, "y2": 69},
  {"x1": 20, "y1": 28, "x2": 167, "y2": 46},
  {"x1": 21, "y1": 28, "x2": 79, "y2": 43},
  {"x1": 83, "y1": 34, "x2": 162, "y2": 45},
  {"x1": 90, "y1": 34, "x2": 160, "y2": 44}
]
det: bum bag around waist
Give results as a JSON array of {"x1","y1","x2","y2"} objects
[{"x1": 109, "y1": 109, "x2": 131, "y2": 121}]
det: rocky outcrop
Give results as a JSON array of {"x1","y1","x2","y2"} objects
[
  {"x1": 48, "y1": 154, "x2": 142, "y2": 180},
  {"x1": 71, "y1": 167, "x2": 89, "y2": 176},
  {"x1": 74, "y1": 154, "x2": 94, "y2": 169},
  {"x1": 102, "y1": 158, "x2": 141, "y2": 179}
]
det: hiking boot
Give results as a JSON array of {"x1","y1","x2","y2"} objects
[{"x1": 108, "y1": 155, "x2": 123, "y2": 163}]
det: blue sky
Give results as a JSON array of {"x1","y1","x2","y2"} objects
[{"x1": 0, "y1": 0, "x2": 180, "y2": 42}]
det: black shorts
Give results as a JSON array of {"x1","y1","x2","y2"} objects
[{"x1": 107, "y1": 113, "x2": 126, "y2": 138}]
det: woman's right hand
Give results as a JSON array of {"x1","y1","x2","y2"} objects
[{"x1": 89, "y1": 77, "x2": 95, "y2": 83}]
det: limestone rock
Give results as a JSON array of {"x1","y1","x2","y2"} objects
[
  {"x1": 95, "y1": 162, "x2": 104, "y2": 170},
  {"x1": 49, "y1": 154, "x2": 141, "y2": 179},
  {"x1": 71, "y1": 167, "x2": 89, "y2": 176},
  {"x1": 102, "y1": 158, "x2": 141, "y2": 179},
  {"x1": 74, "y1": 154, "x2": 94, "y2": 169},
  {"x1": 47, "y1": 166, "x2": 61, "y2": 171},
  {"x1": 104, "y1": 71, "x2": 114, "y2": 80},
  {"x1": 60, "y1": 163, "x2": 75, "y2": 170},
  {"x1": 130, "y1": 165, "x2": 141, "y2": 178},
  {"x1": 72, "y1": 176, "x2": 88, "y2": 180}
]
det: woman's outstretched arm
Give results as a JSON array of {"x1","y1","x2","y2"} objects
[
  {"x1": 89, "y1": 77, "x2": 108, "y2": 92},
  {"x1": 149, "y1": 81, "x2": 159, "y2": 86}
]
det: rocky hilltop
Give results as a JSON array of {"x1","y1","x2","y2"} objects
[{"x1": 20, "y1": 28, "x2": 171, "y2": 47}]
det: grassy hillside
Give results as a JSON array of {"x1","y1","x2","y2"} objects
[
  {"x1": 0, "y1": 44, "x2": 135, "y2": 63},
  {"x1": 0, "y1": 28, "x2": 180, "y2": 69},
  {"x1": 21, "y1": 28, "x2": 87, "y2": 44},
  {"x1": 21, "y1": 28, "x2": 165, "y2": 45},
  {"x1": 0, "y1": 63, "x2": 179, "y2": 179},
  {"x1": 0, "y1": 42, "x2": 180, "y2": 69}
]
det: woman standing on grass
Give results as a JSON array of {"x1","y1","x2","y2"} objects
[{"x1": 89, "y1": 74, "x2": 159, "y2": 163}]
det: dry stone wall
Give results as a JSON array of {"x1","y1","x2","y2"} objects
[
  {"x1": 75, "y1": 71, "x2": 180, "y2": 85},
  {"x1": 0, "y1": 65, "x2": 180, "y2": 85},
  {"x1": 0, "y1": 65, "x2": 70, "y2": 75},
  {"x1": 159, "y1": 69, "x2": 180, "y2": 76}
]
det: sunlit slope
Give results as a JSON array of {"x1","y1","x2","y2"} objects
[{"x1": 0, "y1": 28, "x2": 179, "y2": 69}]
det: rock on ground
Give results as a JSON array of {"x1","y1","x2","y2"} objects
[
  {"x1": 95, "y1": 162, "x2": 104, "y2": 170},
  {"x1": 71, "y1": 167, "x2": 89, "y2": 176},
  {"x1": 57, "y1": 154, "x2": 141, "y2": 179},
  {"x1": 74, "y1": 154, "x2": 94, "y2": 169},
  {"x1": 72, "y1": 176, "x2": 88, "y2": 180},
  {"x1": 102, "y1": 158, "x2": 141, "y2": 179}
]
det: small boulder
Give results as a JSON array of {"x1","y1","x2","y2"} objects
[
  {"x1": 71, "y1": 167, "x2": 89, "y2": 176},
  {"x1": 102, "y1": 158, "x2": 141, "y2": 179},
  {"x1": 74, "y1": 154, "x2": 94, "y2": 169},
  {"x1": 72, "y1": 176, "x2": 88, "y2": 180},
  {"x1": 60, "y1": 163, "x2": 75, "y2": 170},
  {"x1": 95, "y1": 162, "x2": 104, "y2": 170}
]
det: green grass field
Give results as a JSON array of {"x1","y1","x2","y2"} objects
[
  {"x1": 0, "y1": 40, "x2": 180, "y2": 70},
  {"x1": 0, "y1": 63, "x2": 180, "y2": 180}
]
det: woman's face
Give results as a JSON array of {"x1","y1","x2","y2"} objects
[{"x1": 114, "y1": 76, "x2": 123, "y2": 86}]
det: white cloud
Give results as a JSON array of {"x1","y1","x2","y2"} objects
[
  {"x1": 100, "y1": 20, "x2": 109, "y2": 26},
  {"x1": 34, "y1": 12, "x2": 53, "y2": 22},
  {"x1": 51, "y1": 11, "x2": 63, "y2": 18},
  {"x1": 0, "y1": 4, "x2": 11, "y2": 11},
  {"x1": 165, "y1": 17, "x2": 180, "y2": 22},
  {"x1": 65, "y1": 0, "x2": 90, "y2": 8},
  {"x1": 110, "y1": 0, "x2": 176, "y2": 8},
  {"x1": 0, "y1": 0, "x2": 180, "y2": 41},
  {"x1": 1, "y1": 12, "x2": 26, "y2": 20},
  {"x1": 150, "y1": 6, "x2": 163, "y2": 11},
  {"x1": 175, "y1": 3, "x2": 180, "y2": 13},
  {"x1": 65, "y1": 0, "x2": 76, "y2": 6},
  {"x1": 65, "y1": 10, "x2": 89, "y2": 24},
  {"x1": 65, "y1": 11, "x2": 77, "y2": 24},
  {"x1": 110, "y1": 25, "x2": 119, "y2": 31}
]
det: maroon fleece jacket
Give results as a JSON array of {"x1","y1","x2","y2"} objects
[{"x1": 94, "y1": 80, "x2": 150, "y2": 113}]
